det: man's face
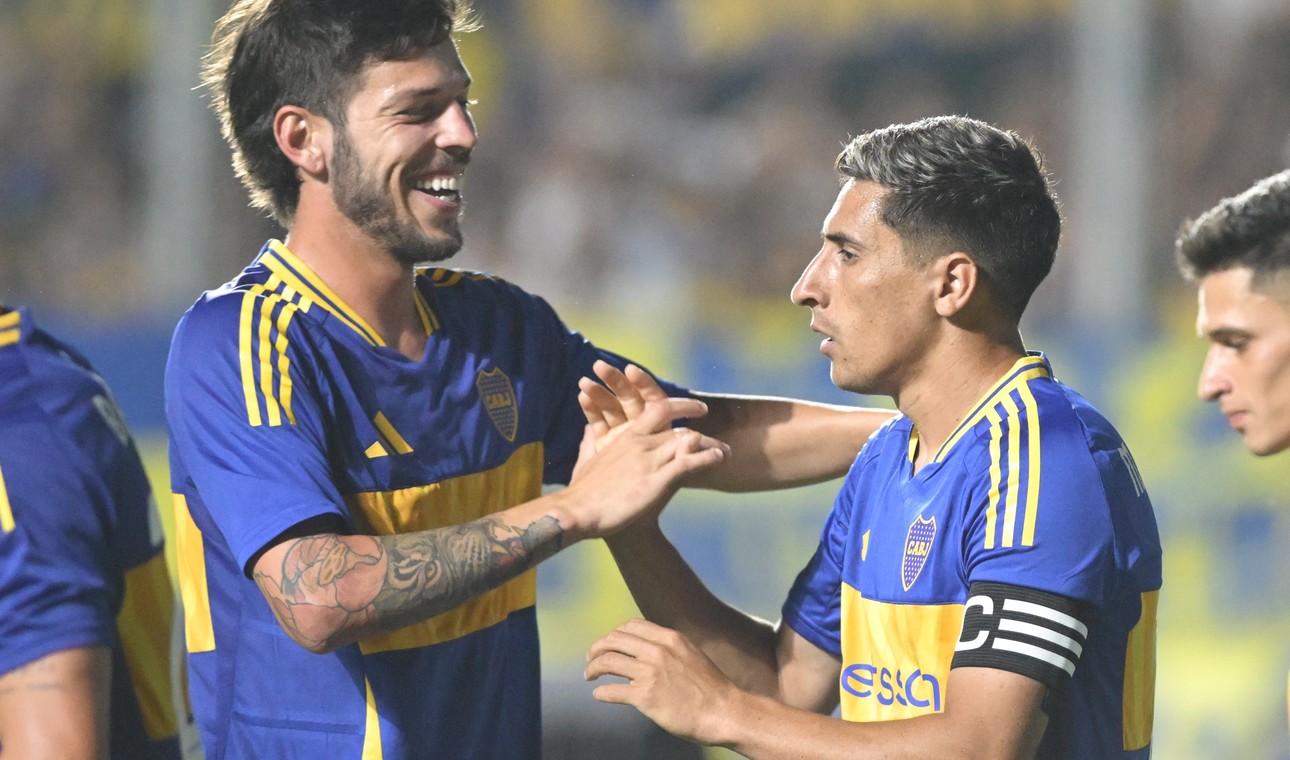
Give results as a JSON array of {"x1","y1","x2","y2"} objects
[
  {"x1": 330, "y1": 38, "x2": 476, "y2": 266},
  {"x1": 1196, "y1": 266, "x2": 1290, "y2": 456},
  {"x1": 790, "y1": 180, "x2": 937, "y2": 397}
]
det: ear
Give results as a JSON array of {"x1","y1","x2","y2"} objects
[
  {"x1": 272, "y1": 105, "x2": 331, "y2": 179},
  {"x1": 931, "y1": 252, "x2": 978, "y2": 318}
]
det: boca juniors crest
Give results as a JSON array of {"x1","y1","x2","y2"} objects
[
  {"x1": 901, "y1": 516, "x2": 937, "y2": 591},
  {"x1": 476, "y1": 367, "x2": 518, "y2": 442}
]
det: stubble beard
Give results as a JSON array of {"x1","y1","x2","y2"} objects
[{"x1": 331, "y1": 130, "x2": 464, "y2": 268}]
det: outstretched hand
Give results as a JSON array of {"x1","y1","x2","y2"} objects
[
  {"x1": 564, "y1": 392, "x2": 729, "y2": 540},
  {"x1": 578, "y1": 361, "x2": 678, "y2": 449},
  {"x1": 585, "y1": 618, "x2": 736, "y2": 745}
]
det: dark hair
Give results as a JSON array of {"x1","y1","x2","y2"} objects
[
  {"x1": 835, "y1": 115, "x2": 1062, "y2": 321},
  {"x1": 1175, "y1": 169, "x2": 1290, "y2": 285},
  {"x1": 201, "y1": 0, "x2": 478, "y2": 225}
]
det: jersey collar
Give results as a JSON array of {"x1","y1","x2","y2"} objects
[
  {"x1": 914, "y1": 352, "x2": 1053, "y2": 465},
  {"x1": 255, "y1": 240, "x2": 438, "y2": 347}
]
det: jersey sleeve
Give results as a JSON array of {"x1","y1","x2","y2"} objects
[
  {"x1": 0, "y1": 406, "x2": 120, "y2": 677},
  {"x1": 780, "y1": 461, "x2": 864, "y2": 658},
  {"x1": 958, "y1": 394, "x2": 1118, "y2": 608},
  {"x1": 166, "y1": 292, "x2": 346, "y2": 573}
]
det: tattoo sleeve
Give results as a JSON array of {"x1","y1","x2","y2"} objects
[{"x1": 254, "y1": 515, "x2": 563, "y2": 651}]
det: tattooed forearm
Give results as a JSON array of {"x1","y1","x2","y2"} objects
[
  {"x1": 374, "y1": 515, "x2": 563, "y2": 631},
  {"x1": 255, "y1": 515, "x2": 564, "y2": 651}
]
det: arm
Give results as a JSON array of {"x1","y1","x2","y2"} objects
[
  {"x1": 0, "y1": 646, "x2": 111, "y2": 760},
  {"x1": 586, "y1": 624, "x2": 1048, "y2": 760},
  {"x1": 253, "y1": 396, "x2": 730, "y2": 654},
  {"x1": 578, "y1": 361, "x2": 892, "y2": 491}
]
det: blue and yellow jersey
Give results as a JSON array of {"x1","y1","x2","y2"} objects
[
  {"x1": 165, "y1": 240, "x2": 684, "y2": 759},
  {"x1": 0, "y1": 306, "x2": 184, "y2": 759},
  {"x1": 784, "y1": 353, "x2": 1162, "y2": 758}
]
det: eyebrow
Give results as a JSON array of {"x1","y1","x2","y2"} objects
[
  {"x1": 1202, "y1": 326, "x2": 1252, "y2": 341},
  {"x1": 381, "y1": 79, "x2": 471, "y2": 110},
  {"x1": 824, "y1": 231, "x2": 863, "y2": 249}
]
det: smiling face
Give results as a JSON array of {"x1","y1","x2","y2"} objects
[
  {"x1": 330, "y1": 38, "x2": 476, "y2": 266},
  {"x1": 1196, "y1": 266, "x2": 1290, "y2": 456},
  {"x1": 790, "y1": 180, "x2": 938, "y2": 397}
]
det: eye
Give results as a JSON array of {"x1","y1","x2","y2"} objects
[{"x1": 837, "y1": 248, "x2": 858, "y2": 262}]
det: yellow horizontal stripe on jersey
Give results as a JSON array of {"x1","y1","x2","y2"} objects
[
  {"x1": 0, "y1": 310, "x2": 20, "y2": 329},
  {"x1": 1122, "y1": 589, "x2": 1158, "y2": 750},
  {"x1": 351, "y1": 443, "x2": 545, "y2": 653},
  {"x1": 116, "y1": 553, "x2": 180, "y2": 739},
  {"x1": 838, "y1": 584, "x2": 962, "y2": 722},
  {"x1": 373, "y1": 412, "x2": 414, "y2": 455},
  {"x1": 0, "y1": 328, "x2": 18, "y2": 348},
  {"x1": 263, "y1": 241, "x2": 384, "y2": 347},
  {"x1": 933, "y1": 355, "x2": 1049, "y2": 462},
  {"x1": 361, "y1": 677, "x2": 383, "y2": 760},
  {"x1": 173, "y1": 494, "x2": 215, "y2": 653},
  {"x1": 0, "y1": 462, "x2": 13, "y2": 533}
]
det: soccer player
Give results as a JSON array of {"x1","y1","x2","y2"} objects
[
  {"x1": 0, "y1": 304, "x2": 188, "y2": 759},
  {"x1": 166, "y1": 1, "x2": 889, "y2": 758},
  {"x1": 583, "y1": 116, "x2": 1163, "y2": 758},
  {"x1": 1177, "y1": 169, "x2": 1290, "y2": 458}
]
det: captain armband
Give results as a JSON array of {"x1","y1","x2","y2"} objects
[{"x1": 951, "y1": 581, "x2": 1092, "y2": 693}]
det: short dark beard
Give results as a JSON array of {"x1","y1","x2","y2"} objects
[{"x1": 331, "y1": 129, "x2": 463, "y2": 267}]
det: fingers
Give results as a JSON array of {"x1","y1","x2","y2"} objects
[{"x1": 578, "y1": 376, "x2": 624, "y2": 432}]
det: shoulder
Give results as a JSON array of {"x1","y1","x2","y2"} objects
[
  {"x1": 418, "y1": 267, "x2": 558, "y2": 315},
  {"x1": 0, "y1": 315, "x2": 127, "y2": 455}
]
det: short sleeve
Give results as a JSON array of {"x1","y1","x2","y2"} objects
[
  {"x1": 0, "y1": 410, "x2": 119, "y2": 677},
  {"x1": 166, "y1": 293, "x2": 346, "y2": 573},
  {"x1": 780, "y1": 465, "x2": 862, "y2": 657},
  {"x1": 959, "y1": 401, "x2": 1116, "y2": 606}
]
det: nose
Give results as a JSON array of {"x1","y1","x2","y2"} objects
[
  {"x1": 438, "y1": 100, "x2": 478, "y2": 152},
  {"x1": 1197, "y1": 345, "x2": 1229, "y2": 401},
  {"x1": 791, "y1": 249, "x2": 826, "y2": 308}
]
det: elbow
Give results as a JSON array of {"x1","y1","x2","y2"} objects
[{"x1": 266, "y1": 602, "x2": 362, "y2": 655}]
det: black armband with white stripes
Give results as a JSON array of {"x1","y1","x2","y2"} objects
[{"x1": 951, "y1": 581, "x2": 1092, "y2": 693}]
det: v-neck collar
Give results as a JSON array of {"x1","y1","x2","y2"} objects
[
  {"x1": 255, "y1": 240, "x2": 438, "y2": 347},
  {"x1": 906, "y1": 353, "x2": 1053, "y2": 466}
]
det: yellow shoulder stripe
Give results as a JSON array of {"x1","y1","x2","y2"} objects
[{"x1": 238, "y1": 283, "x2": 301, "y2": 428}]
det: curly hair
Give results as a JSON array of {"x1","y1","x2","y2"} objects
[
  {"x1": 1175, "y1": 169, "x2": 1290, "y2": 286},
  {"x1": 835, "y1": 115, "x2": 1062, "y2": 321},
  {"x1": 201, "y1": 0, "x2": 479, "y2": 225}
]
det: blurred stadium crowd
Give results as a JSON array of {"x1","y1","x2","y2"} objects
[{"x1": 3, "y1": 1, "x2": 1290, "y2": 758}]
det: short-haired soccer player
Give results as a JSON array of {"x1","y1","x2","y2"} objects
[
  {"x1": 584, "y1": 116, "x2": 1163, "y2": 759},
  {"x1": 1177, "y1": 169, "x2": 1290, "y2": 458},
  {"x1": 166, "y1": 1, "x2": 890, "y2": 757}
]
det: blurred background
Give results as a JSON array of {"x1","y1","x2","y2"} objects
[{"x1": 3, "y1": 0, "x2": 1290, "y2": 757}]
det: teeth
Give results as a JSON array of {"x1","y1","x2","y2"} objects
[{"x1": 416, "y1": 176, "x2": 460, "y2": 193}]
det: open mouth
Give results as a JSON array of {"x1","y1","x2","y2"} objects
[{"x1": 414, "y1": 175, "x2": 462, "y2": 203}]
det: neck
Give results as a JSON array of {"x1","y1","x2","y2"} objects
[
  {"x1": 285, "y1": 201, "x2": 426, "y2": 360},
  {"x1": 898, "y1": 332, "x2": 1026, "y2": 471}
]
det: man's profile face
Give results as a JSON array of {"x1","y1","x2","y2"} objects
[
  {"x1": 1195, "y1": 266, "x2": 1290, "y2": 456},
  {"x1": 790, "y1": 180, "x2": 937, "y2": 397},
  {"x1": 330, "y1": 38, "x2": 477, "y2": 266}
]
